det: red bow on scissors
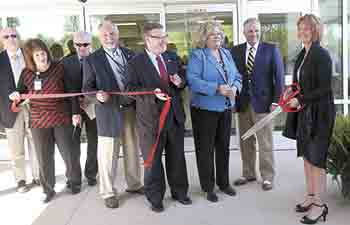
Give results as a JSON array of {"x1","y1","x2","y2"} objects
[{"x1": 242, "y1": 83, "x2": 304, "y2": 141}]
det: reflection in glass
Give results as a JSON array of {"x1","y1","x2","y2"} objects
[
  {"x1": 89, "y1": 14, "x2": 160, "y2": 52},
  {"x1": 319, "y1": 0, "x2": 343, "y2": 99}
]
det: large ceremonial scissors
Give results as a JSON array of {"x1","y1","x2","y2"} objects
[{"x1": 241, "y1": 83, "x2": 304, "y2": 141}]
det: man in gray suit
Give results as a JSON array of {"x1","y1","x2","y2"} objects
[
  {"x1": 82, "y1": 20, "x2": 143, "y2": 209},
  {"x1": 0, "y1": 27, "x2": 39, "y2": 192}
]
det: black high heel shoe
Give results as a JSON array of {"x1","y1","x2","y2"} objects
[
  {"x1": 296, "y1": 194, "x2": 314, "y2": 213},
  {"x1": 300, "y1": 203, "x2": 328, "y2": 224}
]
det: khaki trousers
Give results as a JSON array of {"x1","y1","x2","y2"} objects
[
  {"x1": 98, "y1": 107, "x2": 142, "y2": 199},
  {"x1": 5, "y1": 108, "x2": 39, "y2": 183},
  {"x1": 238, "y1": 104, "x2": 275, "y2": 182}
]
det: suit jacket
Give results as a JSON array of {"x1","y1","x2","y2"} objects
[
  {"x1": 186, "y1": 48, "x2": 242, "y2": 112},
  {"x1": 82, "y1": 47, "x2": 135, "y2": 137},
  {"x1": 126, "y1": 50, "x2": 186, "y2": 140},
  {"x1": 283, "y1": 42, "x2": 335, "y2": 140},
  {"x1": 0, "y1": 50, "x2": 19, "y2": 128},
  {"x1": 231, "y1": 42, "x2": 284, "y2": 113},
  {"x1": 62, "y1": 53, "x2": 83, "y2": 116}
]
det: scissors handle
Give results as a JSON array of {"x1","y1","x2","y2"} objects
[{"x1": 278, "y1": 83, "x2": 304, "y2": 112}]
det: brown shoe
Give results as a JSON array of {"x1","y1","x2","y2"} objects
[
  {"x1": 233, "y1": 177, "x2": 256, "y2": 186},
  {"x1": 126, "y1": 186, "x2": 144, "y2": 195},
  {"x1": 262, "y1": 180, "x2": 273, "y2": 191},
  {"x1": 17, "y1": 180, "x2": 30, "y2": 193},
  {"x1": 104, "y1": 196, "x2": 119, "y2": 208}
]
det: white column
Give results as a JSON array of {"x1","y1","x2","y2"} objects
[
  {"x1": 342, "y1": 0, "x2": 348, "y2": 115},
  {"x1": 237, "y1": 0, "x2": 248, "y2": 44}
]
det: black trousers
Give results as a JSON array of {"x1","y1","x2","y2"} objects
[
  {"x1": 31, "y1": 125, "x2": 81, "y2": 194},
  {"x1": 140, "y1": 117, "x2": 189, "y2": 206},
  {"x1": 74, "y1": 113, "x2": 98, "y2": 180},
  {"x1": 191, "y1": 107, "x2": 232, "y2": 192}
]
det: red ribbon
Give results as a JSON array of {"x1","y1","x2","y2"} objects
[{"x1": 11, "y1": 90, "x2": 171, "y2": 168}]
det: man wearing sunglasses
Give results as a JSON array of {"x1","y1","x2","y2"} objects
[
  {"x1": 0, "y1": 27, "x2": 40, "y2": 193},
  {"x1": 83, "y1": 19, "x2": 144, "y2": 209},
  {"x1": 62, "y1": 31, "x2": 98, "y2": 194}
]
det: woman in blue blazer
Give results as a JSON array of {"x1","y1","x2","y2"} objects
[{"x1": 187, "y1": 21, "x2": 242, "y2": 202}]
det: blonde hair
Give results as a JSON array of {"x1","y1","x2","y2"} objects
[
  {"x1": 297, "y1": 14, "x2": 323, "y2": 42},
  {"x1": 195, "y1": 20, "x2": 224, "y2": 48}
]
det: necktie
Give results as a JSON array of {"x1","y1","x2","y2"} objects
[
  {"x1": 156, "y1": 55, "x2": 169, "y2": 86},
  {"x1": 246, "y1": 46, "x2": 255, "y2": 75}
]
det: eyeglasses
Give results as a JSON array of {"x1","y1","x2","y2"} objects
[
  {"x1": 148, "y1": 34, "x2": 168, "y2": 40},
  {"x1": 3, "y1": 34, "x2": 17, "y2": 39},
  {"x1": 74, "y1": 43, "x2": 90, "y2": 47}
]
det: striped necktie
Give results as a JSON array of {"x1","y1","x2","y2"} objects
[{"x1": 246, "y1": 46, "x2": 255, "y2": 75}]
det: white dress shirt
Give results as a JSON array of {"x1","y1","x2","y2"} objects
[
  {"x1": 145, "y1": 48, "x2": 167, "y2": 76},
  {"x1": 8, "y1": 48, "x2": 25, "y2": 85}
]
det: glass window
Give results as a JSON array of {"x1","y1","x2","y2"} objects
[
  {"x1": 318, "y1": 0, "x2": 343, "y2": 99},
  {"x1": 89, "y1": 14, "x2": 160, "y2": 52},
  {"x1": 10, "y1": 15, "x2": 80, "y2": 57}
]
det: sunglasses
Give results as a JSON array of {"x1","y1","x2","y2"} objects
[
  {"x1": 3, "y1": 34, "x2": 17, "y2": 39},
  {"x1": 75, "y1": 43, "x2": 90, "y2": 47}
]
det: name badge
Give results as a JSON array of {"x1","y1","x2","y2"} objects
[{"x1": 34, "y1": 72, "x2": 42, "y2": 91}]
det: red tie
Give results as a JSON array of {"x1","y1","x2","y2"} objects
[{"x1": 156, "y1": 55, "x2": 169, "y2": 86}]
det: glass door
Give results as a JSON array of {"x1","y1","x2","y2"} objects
[{"x1": 165, "y1": 3, "x2": 238, "y2": 131}]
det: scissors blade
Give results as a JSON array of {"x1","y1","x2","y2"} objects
[{"x1": 241, "y1": 106, "x2": 283, "y2": 141}]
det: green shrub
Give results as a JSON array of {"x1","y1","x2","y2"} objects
[{"x1": 327, "y1": 115, "x2": 350, "y2": 198}]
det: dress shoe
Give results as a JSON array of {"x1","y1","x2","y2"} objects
[
  {"x1": 41, "y1": 191, "x2": 56, "y2": 203},
  {"x1": 151, "y1": 203, "x2": 164, "y2": 213},
  {"x1": 17, "y1": 180, "x2": 30, "y2": 193},
  {"x1": 71, "y1": 185, "x2": 81, "y2": 194},
  {"x1": 104, "y1": 196, "x2": 119, "y2": 209},
  {"x1": 262, "y1": 180, "x2": 273, "y2": 191},
  {"x1": 126, "y1": 186, "x2": 145, "y2": 195},
  {"x1": 172, "y1": 195, "x2": 192, "y2": 205},
  {"x1": 206, "y1": 192, "x2": 218, "y2": 202},
  {"x1": 233, "y1": 177, "x2": 256, "y2": 186},
  {"x1": 220, "y1": 185, "x2": 237, "y2": 196},
  {"x1": 87, "y1": 178, "x2": 97, "y2": 186}
]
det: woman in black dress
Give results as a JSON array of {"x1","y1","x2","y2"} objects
[{"x1": 283, "y1": 14, "x2": 335, "y2": 224}]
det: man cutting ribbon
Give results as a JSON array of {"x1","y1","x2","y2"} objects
[{"x1": 126, "y1": 22, "x2": 191, "y2": 213}]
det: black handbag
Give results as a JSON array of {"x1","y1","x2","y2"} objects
[{"x1": 282, "y1": 112, "x2": 298, "y2": 140}]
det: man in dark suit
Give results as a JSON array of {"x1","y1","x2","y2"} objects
[
  {"x1": 62, "y1": 31, "x2": 98, "y2": 190},
  {"x1": 231, "y1": 18, "x2": 284, "y2": 191},
  {"x1": 82, "y1": 20, "x2": 143, "y2": 209},
  {"x1": 127, "y1": 22, "x2": 191, "y2": 213},
  {"x1": 0, "y1": 27, "x2": 39, "y2": 193}
]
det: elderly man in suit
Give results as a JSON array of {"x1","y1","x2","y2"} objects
[
  {"x1": 231, "y1": 18, "x2": 284, "y2": 191},
  {"x1": 62, "y1": 31, "x2": 98, "y2": 192},
  {"x1": 127, "y1": 22, "x2": 191, "y2": 213},
  {"x1": 0, "y1": 27, "x2": 39, "y2": 193},
  {"x1": 82, "y1": 20, "x2": 143, "y2": 209}
]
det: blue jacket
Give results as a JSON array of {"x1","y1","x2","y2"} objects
[
  {"x1": 231, "y1": 42, "x2": 284, "y2": 113},
  {"x1": 186, "y1": 48, "x2": 242, "y2": 112}
]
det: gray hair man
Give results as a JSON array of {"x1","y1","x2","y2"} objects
[
  {"x1": 231, "y1": 18, "x2": 284, "y2": 191},
  {"x1": 82, "y1": 19, "x2": 143, "y2": 209},
  {"x1": 0, "y1": 27, "x2": 40, "y2": 192}
]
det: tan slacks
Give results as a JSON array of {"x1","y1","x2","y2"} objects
[
  {"x1": 5, "y1": 108, "x2": 39, "y2": 183},
  {"x1": 98, "y1": 107, "x2": 142, "y2": 199},
  {"x1": 238, "y1": 103, "x2": 275, "y2": 182}
]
